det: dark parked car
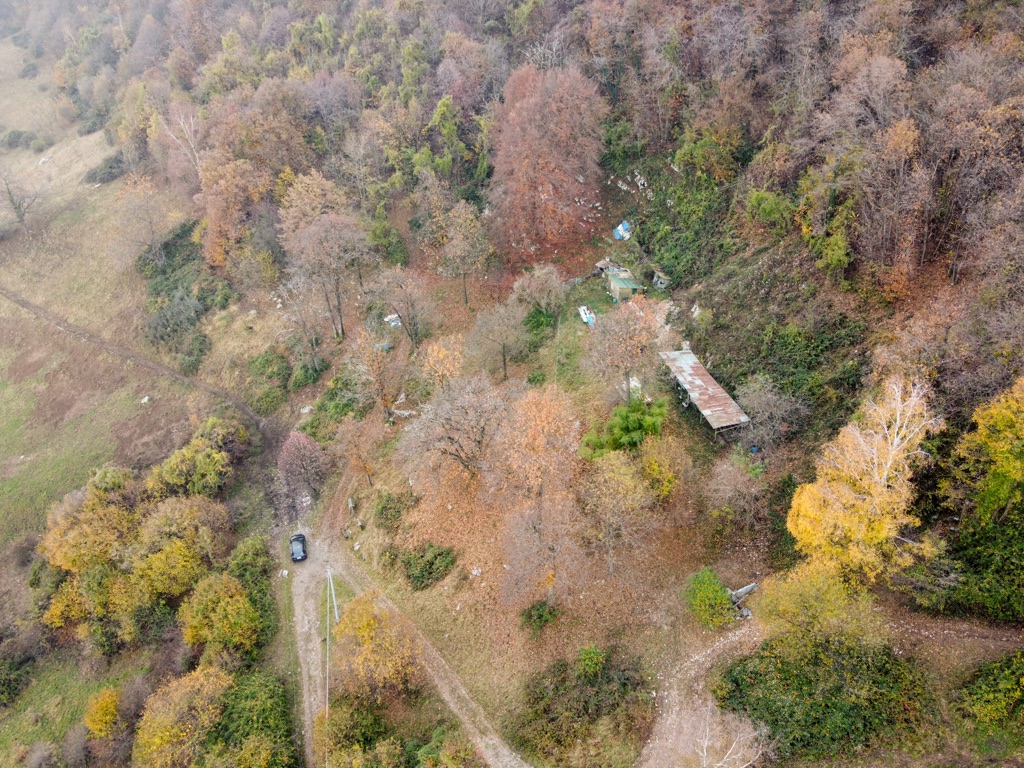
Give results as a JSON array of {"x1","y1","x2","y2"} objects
[{"x1": 290, "y1": 533, "x2": 307, "y2": 562}]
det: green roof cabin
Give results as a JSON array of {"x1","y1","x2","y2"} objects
[{"x1": 606, "y1": 269, "x2": 645, "y2": 302}]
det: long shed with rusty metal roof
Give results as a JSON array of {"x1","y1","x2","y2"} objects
[{"x1": 660, "y1": 344, "x2": 750, "y2": 433}]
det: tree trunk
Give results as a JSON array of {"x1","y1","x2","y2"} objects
[
  {"x1": 332, "y1": 274, "x2": 345, "y2": 340},
  {"x1": 501, "y1": 342, "x2": 508, "y2": 380},
  {"x1": 320, "y1": 282, "x2": 341, "y2": 340},
  {"x1": 462, "y1": 271, "x2": 468, "y2": 305},
  {"x1": 624, "y1": 367, "x2": 632, "y2": 404}
]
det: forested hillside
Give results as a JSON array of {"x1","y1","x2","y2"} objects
[{"x1": 1, "y1": 0, "x2": 1023, "y2": 766}]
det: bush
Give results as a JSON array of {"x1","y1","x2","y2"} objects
[
  {"x1": 227, "y1": 537, "x2": 278, "y2": 647},
  {"x1": 178, "y1": 331, "x2": 210, "y2": 375},
  {"x1": 373, "y1": 491, "x2": 417, "y2": 533},
  {"x1": 145, "y1": 290, "x2": 204, "y2": 346},
  {"x1": 526, "y1": 371, "x2": 546, "y2": 386},
  {"x1": 299, "y1": 369, "x2": 370, "y2": 442},
  {"x1": 520, "y1": 600, "x2": 560, "y2": 637},
  {"x1": 715, "y1": 635, "x2": 928, "y2": 759},
  {"x1": 962, "y1": 650, "x2": 1024, "y2": 728},
  {"x1": 746, "y1": 188, "x2": 795, "y2": 237},
  {"x1": 288, "y1": 360, "x2": 326, "y2": 391},
  {"x1": 29, "y1": 136, "x2": 53, "y2": 153},
  {"x1": 510, "y1": 646, "x2": 653, "y2": 764},
  {"x1": 245, "y1": 351, "x2": 292, "y2": 415},
  {"x1": 83, "y1": 152, "x2": 125, "y2": 184},
  {"x1": 0, "y1": 655, "x2": 32, "y2": 708},
  {"x1": 210, "y1": 672, "x2": 295, "y2": 767},
  {"x1": 84, "y1": 687, "x2": 120, "y2": 738},
  {"x1": 18, "y1": 61, "x2": 38, "y2": 78},
  {"x1": 1, "y1": 129, "x2": 35, "y2": 149},
  {"x1": 401, "y1": 543, "x2": 456, "y2": 590},
  {"x1": 581, "y1": 398, "x2": 668, "y2": 458},
  {"x1": 683, "y1": 567, "x2": 735, "y2": 629}
]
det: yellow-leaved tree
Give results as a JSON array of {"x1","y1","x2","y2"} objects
[
  {"x1": 333, "y1": 592, "x2": 420, "y2": 702},
  {"x1": 787, "y1": 377, "x2": 941, "y2": 580},
  {"x1": 132, "y1": 666, "x2": 233, "y2": 768}
]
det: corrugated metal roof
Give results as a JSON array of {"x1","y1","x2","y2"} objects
[{"x1": 660, "y1": 345, "x2": 750, "y2": 431}]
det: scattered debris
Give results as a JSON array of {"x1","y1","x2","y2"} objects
[
  {"x1": 140, "y1": 395, "x2": 150, "y2": 405},
  {"x1": 578, "y1": 305, "x2": 596, "y2": 329}
]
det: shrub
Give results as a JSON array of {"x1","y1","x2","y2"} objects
[
  {"x1": 510, "y1": 646, "x2": 653, "y2": 765},
  {"x1": 18, "y1": 61, "x2": 38, "y2": 78},
  {"x1": 178, "y1": 573, "x2": 263, "y2": 655},
  {"x1": 373, "y1": 491, "x2": 417, "y2": 533},
  {"x1": 523, "y1": 306, "x2": 555, "y2": 351},
  {"x1": 580, "y1": 398, "x2": 668, "y2": 458},
  {"x1": 401, "y1": 543, "x2": 456, "y2": 590},
  {"x1": 299, "y1": 369, "x2": 370, "y2": 442},
  {"x1": 520, "y1": 600, "x2": 560, "y2": 637},
  {"x1": 147, "y1": 440, "x2": 233, "y2": 498},
  {"x1": 526, "y1": 371, "x2": 546, "y2": 386},
  {"x1": 0, "y1": 655, "x2": 32, "y2": 708},
  {"x1": 746, "y1": 188, "x2": 795, "y2": 237},
  {"x1": 84, "y1": 687, "x2": 120, "y2": 738},
  {"x1": 683, "y1": 567, "x2": 735, "y2": 629},
  {"x1": 194, "y1": 414, "x2": 253, "y2": 461},
  {"x1": 963, "y1": 650, "x2": 1024, "y2": 728},
  {"x1": 227, "y1": 537, "x2": 278, "y2": 647},
  {"x1": 178, "y1": 331, "x2": 210, "y2": 375},
  {"x1": 83, "y1": 152, "x2": 125, "y2": 184},
  {"x1": 288, "y1": 360, "x2": 326, "y2": 391},
  {"x1": 29, "y1": 136, "x2": 53, "y2": 153},
  {"x1": 1, "y1": 129, "x2": 35, "y2": 149},
  {"x1": 715, "y1": 635, "x2": 928, "y2": 758},
  {"x1": 210, "y1": 672, "x2": 295, "y2": 767},
  {"x1": 245, "y1": 350, "x2": 292, "y2": 415},
  {"x1": 248, "y1": 386, "x2": 288, "y2": 416}
]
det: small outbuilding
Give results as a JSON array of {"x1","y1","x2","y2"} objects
[
  {"x1": 660, "y1": 344, "x2": 750, "y2": 435},
  {"x1": 606, "y1": 268, "x2": 645, "y2": 302}
]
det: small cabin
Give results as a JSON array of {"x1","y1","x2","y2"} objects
[{"x1": 606, "y1": 268, "x2": 645, "y2": 302}]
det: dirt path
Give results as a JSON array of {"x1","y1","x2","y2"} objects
[
  {"x1": 291, "y1": 526, "x2": 533, "y2": 768},
  {"x1": 0, "y1": 282, "x2": 264, "y2": 426},
  {"x1": 638, "y1": 621, "x2": 763, "y2": 768}
]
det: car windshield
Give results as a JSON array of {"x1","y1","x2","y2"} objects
[{"x1": 291, "y1": 538, "x2": 304, "y2": 557}]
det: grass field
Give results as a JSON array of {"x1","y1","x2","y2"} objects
[{"x1": 0, "y1": 650, "x2": 150, "y2": 765}]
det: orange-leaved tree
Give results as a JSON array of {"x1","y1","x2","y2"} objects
[{"x1": 490, "y1": 64, "x2": 608, "y2": 253}]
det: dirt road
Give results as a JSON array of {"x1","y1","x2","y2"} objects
[
  {"x1": 291, "y1": 527, "x2": 533, "y2": 768},
  {"x1": 0, "y1": 282, "x2": 264, "y2": 426},
  {"x1": 638, "y1": 622, "x2": 763, "y2": 768}
]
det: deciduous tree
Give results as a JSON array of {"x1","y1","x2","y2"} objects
[
  {"x1": 179, "y1": 573, "x2": 263, "y2": 654},
  {"x1": 493, "y1": 386, "x2": 583, "y2": 605},
  {"x1": 132, "y1": 666, "x2": 233, "y2": 768},
  {"x1": 400, "y1": 373, "x2": 505, "y2": 479},
  {"x1": 580, "y1": 451, "x2": 657, "y2": 574},
  {"x1": 586, "y1": 295, "x2": 662, "y2": 403},
  {"x1": 490, "y1": 65, "x2": 608, "y2": 251},
  {"x1": 433, "y1": 200, "x2": 491, "y2": 305},
  {"x1": 467, "y1": 299, "x2": 527, "y2": 380},
  {"x1": 787, "y1": 377, "x2": 941, "y2": 580},
  {"x1": 333, "y1": 593, "x2": 420, "y2": 702}
]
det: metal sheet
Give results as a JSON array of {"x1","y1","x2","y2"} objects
[{"x1": 660, "y1": 345, "x2": 750, "y2": 431}]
